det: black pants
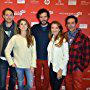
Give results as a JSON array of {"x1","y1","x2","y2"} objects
[
  {"x1": 0, "y1": 60, "x2": 17, "y2": 90},
  {"x1": 50, "y1": 63, "x2": 65, "y2": 90}
]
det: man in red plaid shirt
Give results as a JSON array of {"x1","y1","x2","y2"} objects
[{"x1": 65, "y1": 15, "x2": 90, "y2": 90}]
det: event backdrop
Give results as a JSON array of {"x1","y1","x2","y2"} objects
[{"x1": 0, "y1": 0, "x2": 90, "y2": 90}]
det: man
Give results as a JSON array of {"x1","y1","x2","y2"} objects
[
  {"x1": 65, "y1": 15, "x2": 90, "y2": 90},
  {"x1": 31, "y1": 8, "x2": 50, "y2": 90},
  {"x1": 0, "y1": 8, "x2": 17, "y2": 90}
]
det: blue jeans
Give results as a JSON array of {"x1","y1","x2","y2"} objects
[
  {"x1": 0, "y1": 59, "x2": 17, "y2": 90},
  {"x1": 16, "y1": 68, "x2": 33, "y2": 90}
]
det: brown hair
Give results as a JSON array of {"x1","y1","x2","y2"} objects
[
  {"x1": 17, "y1": 18, "x2": 34, "y2": 48},
  {"x1": 49, "y1": 21, "x2": 67, "y2": 47}
]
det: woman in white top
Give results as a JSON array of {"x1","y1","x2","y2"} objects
[
  {"x1": 5, "y1": 18, "x2": 36, "y2": 90},
  {"x1": 48, "y1": 21, "x2": 69, "y2": 90}
]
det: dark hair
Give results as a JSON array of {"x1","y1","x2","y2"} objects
[
  {"x1": 17, "y1": 18, "x2": 34, "y2": 47},
  {"x1": 2, "y1": 8, "x2": 14, "y2": 16},
  {"x1": 49, "y1": 21, "x2": 67, "y2": 47},
  {"x1": 65, "y1": 15, "x2": 78, "y2": 25},
  {"x1": 36, "y1": 8, "x2": 50, "y2": 19}
]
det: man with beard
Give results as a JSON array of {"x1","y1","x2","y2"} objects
[
  {"x1": 31, "y1": 8, "x2": 50, "y2": 90},
  {"x1": 65, "y1": 15, "x2": 90, "y2": 90},
  {"x1": 0, "y1": 8, "x2": 17, "y2": 90}
]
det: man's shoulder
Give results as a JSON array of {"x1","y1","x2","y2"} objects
[
  {"x1": 31, "y1": 24, "x2": 40, "y2": 29},
  {"x1": 78, "y1": 30, "x2": 89, "y2": 39}
]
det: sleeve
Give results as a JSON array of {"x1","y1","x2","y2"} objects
[
  {"x1": 59, "y1": 39, "x2": 69, "y2": 70},
  {"x1": 31, "y1": 25, "x2": 36, "y2": 36},
  {"x1": 31, "y1": 36, "x2": 37, "y2": 68},
  {"x1": 47, "y1": 42, "x2": 51, "y2": 67},
  {"x1": 5, "y1": 36, "x2": 15, "y2": 66},
  {"x1": 83, "y1": 36, "x2": 90, "y2": 68}
]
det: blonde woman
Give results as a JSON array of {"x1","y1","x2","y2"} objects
[
  {"x1": 5, "y1": 19, "x2": 36, "y2": 90},
  {"x1": 48, "y1": 21, "x2": 69, "y2": 90}
]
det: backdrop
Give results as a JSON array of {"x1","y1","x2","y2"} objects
[{"x1": 0, "y1": 0, "x2": 90, "y2": 90}]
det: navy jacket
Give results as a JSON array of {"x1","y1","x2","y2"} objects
[{"x1": 31, "y1": 23, "x2": 50, "y2": 60}]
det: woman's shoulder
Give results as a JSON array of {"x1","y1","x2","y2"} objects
[{"x1": 11, "y1": 34, "x2": 20, "y2": 40}]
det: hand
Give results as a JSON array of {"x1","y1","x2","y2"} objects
[
  {"x1": 11, "y1": 63, "x2": 17, "y2": 67},
  {"x1": 30, "y1": 67, "x2": 34, "y2": 74},
  {"x1": 57, "y1": 69, "x2": 62, "y2": 79}
]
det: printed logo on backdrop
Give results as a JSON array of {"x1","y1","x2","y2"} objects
[
  {"x1": 31, "y1": 11, "x2": 37, "y2": 14},
  {"x1": 55, "y1": 0, "x2": 64, "y2": 5},
  {"x1": 30, "y1": 10, "x2": 54, "y2": 15},
  {"x1": 44, "y1": 0, "x2": 50, "y2": 5},
  {"x1": 4, "y1": 0, "x2": 13, "y2": 4},
  {"x1": 30, "y1": 0, "x2": 39, "y2": 4},
  {"x1": 59, "y1": 12, "x2": 82, "y2": 17},
  {"x1": 14, "y1": 10, "x2": 26, "y2": 16},
  {"x1": 79, "y1": 24, "x2": 88, "y2": 29},
  {"x1": 68, "y1": 0, "x2": 77, "y2": 5},
  {"x1": 31, "y1": 22, "x2": 39, "y2": 27},
  {"x1": 81, "y1": 0, "x2": 90, "y2": 5},
  {"x1": 49, "y1": 11, "x2": 54, "y2": 15},
  {"x1": 17, "y1": 0, "x2": 25, "y2": 4}
]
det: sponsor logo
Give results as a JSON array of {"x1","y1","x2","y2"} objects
[
  {"x1": 81, "y1": 0, "x2": 90, "y2": 5},
  {"x1": 31, "y1": 10, "x2": 54, "y2": 15},
  {"x1": 55, "y1": 0, "x2": 64, "y2": 5},
  {"x1": 30, "y1": 0, "x2": 39, "y2": 4},
  {"x1": 79, "y1": 24, "x2": 88, "y2": 29},
  {"x1": 59, "y1": 12, "x2": 82, "y2": 17},
  {"x1": 44, "y1": 0, "x2": 50, "y2": 5},
  {"x1": 68, "y1": 0, "x2": 77, "y2": 5},
  {"x1": 14, "y1": 10, "x2": 26, "y2": 16},
  {"x1": 4, "y1": 0, "x2": 13, "y2": 4},
  {"x1": 17, "y1": 0, "x2": 25, "y2": 4},
  {"x1": 49, "y1": 11, "x2": 54, "y2": 14},
  {"x1": 31, "y1": 22, "x2": 39, "y2": 27},
  {"x1": 31, "y1": 11, "x2": 37, "y2": 14}
]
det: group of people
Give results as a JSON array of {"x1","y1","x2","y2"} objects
[{"x1": 0, "y1": 8, "x2": 90, "y2": 90}]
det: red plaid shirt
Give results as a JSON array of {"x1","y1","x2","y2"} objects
[{"x1": 66, "y1": 30, "x2": 90, "y2": 73}]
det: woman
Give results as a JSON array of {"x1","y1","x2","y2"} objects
[
  {"x1": 48, "y1": 21, "x2": 69, "y2": 90},
  {"x1": 5, "y1": 18, "x2": 36, "y2": 90}
]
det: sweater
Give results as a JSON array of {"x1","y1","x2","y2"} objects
[{"x1": 5, "y1": 34, "x2": 36, "y2": 68}]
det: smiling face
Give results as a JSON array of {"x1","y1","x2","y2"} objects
[
  {"x1": 3, "y1": 10, "x2": 14, "y2": 23},
  {"x1": 19, "y1": 20, "x2": 28, "y2": 31},
  {"x1": 51, "y1": 23, "x2": 60, "y2": 37},
  {"x1": 39, "y1": 12, "x2": 49, "y2": 26}
]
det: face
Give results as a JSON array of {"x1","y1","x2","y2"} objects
[
  {"x1": 3, "y1": 10, "x2": 14, "y2": 23},
  {"x1": 19, "y1": 20, "x2": 28, "y2": 31},
  {"x1": 66, "y1": 18, "x2": 76, "y2": 32},
  {"x1": 51, "y1": 23, "x2": 60, "y2": 37},
  {"x1": 39, "y1": 12, "x2": 49, "y2": 26}
]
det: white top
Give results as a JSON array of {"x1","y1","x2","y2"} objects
[
  {"x1": 5, "y1": 34, "x2": 36, "y2": 68},
  {"x1": 47, "y1": 36, "x2": 69, "y2": 76}
]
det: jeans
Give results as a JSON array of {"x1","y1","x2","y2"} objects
[
  {"x1": 16, "y1": 68, "x2": 33, "y2": 90},
  {"x1": 0, "y1": 59, "x2": 17, "y2": 90}
]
